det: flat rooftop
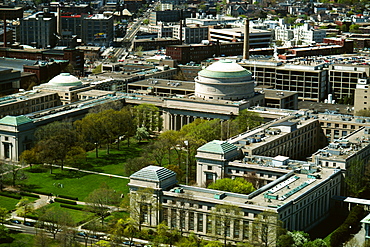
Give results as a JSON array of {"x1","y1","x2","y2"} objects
[
  {"x1": 128, "y1": 78, "x2": 195, "y2": 91},
  {"x1": 164, "y1": 162, "x2": 340, "y2": 211},
  {"x1": 313, "y1": 127, "x2": 370, "y2": 161}
]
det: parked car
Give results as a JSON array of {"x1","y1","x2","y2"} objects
[{"x1": 10, "y1": 219, "x2": 21, "y2": 224}]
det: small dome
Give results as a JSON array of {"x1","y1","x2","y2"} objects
[
  {"x1": 47, "y1": 73, "x2": 82, "y2": 87},
  {"x1": 199, "y1": 60, "x2": 252, "y2": 79}
]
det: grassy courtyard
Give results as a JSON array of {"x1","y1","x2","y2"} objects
[
  {"x1": 67, "y1": 139, "x2": 148, "y2": 176},
  {"x1": 22, "y1": 168, "x2": 129, "y2": 201},
  {"x1": 0, "y1": 195, "x2": 20, "y2": 211}
]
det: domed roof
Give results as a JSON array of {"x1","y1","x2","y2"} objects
[
  {"x1": 47, "y1": 73, "x2": 82, "y2": 87},
  {"x1": 198, "y1": 60, "x2": 252, "y2": 79}
]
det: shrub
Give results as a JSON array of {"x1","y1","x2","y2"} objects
[
  {"x1": 330, "y1": 205, "x2": 365, "y2": 247},
  {"x1": 58, "y1": 195, "x2": 78, "y2": 201},
  {"x1": 22, "y1": 189, "x2": 52, "y2": 196},
  {"x1": 0, "y1": 191, "x2": 21, "y2": 199},
  {"x1": 54, "y1": 198, "x2": 77, "y2": 205},
  {"x1": 20, "y1": 192, "x2": 40, "y2": 199},
  {"x1": 60, "y1": 204, "x2": 85, "y2": 211}
]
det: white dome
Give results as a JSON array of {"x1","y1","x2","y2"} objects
[
  {"x1": 195, "y1": 60, "x2": 255, "y2": 101},
  {"x1": 47, "y1": 73, "x2": 82, "y2": 87}
]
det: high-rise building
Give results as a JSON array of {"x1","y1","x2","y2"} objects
[{"x1": 20, "y1": 9, "x2": 58, "y2": 48}]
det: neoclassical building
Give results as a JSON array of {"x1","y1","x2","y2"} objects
[{"x1": 194, "y1": 60, "x2": 255, "y2": 101}]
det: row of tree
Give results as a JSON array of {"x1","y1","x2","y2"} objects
[{"x1": 19, "y1": 103, "x2": 162, "y2": 174}]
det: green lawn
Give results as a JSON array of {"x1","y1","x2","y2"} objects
[
  {"x1": 0, "y1": 233, "x2": 35, "y2": 247},
  {"x1": 0, "y1": 195, "x2": 38, "y2": 212},
  {"x1": 0, "y1": 195, "x2": 19, "y2": 211},
  {"x1": 33, "y1": 202, "x2": 95, "y2": 225},
  {"x1": 70, "y1": 139, "x2": 147, "y2": 176},
  {"x1": 23, "y1": 168, "x2": 129, "y2": 201}
]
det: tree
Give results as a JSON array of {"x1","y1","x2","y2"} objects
[
  {"x1": 302, "y1": 239, "x2": 327, "y2": 247},
  {"x1": 15, "y1": 198, "x2": 34, "y2": 224},
  {"x1": 124, "y1": 156, "x2": 151, "y2": 175},
  {"x1": 0, "y1": 163, "x2": 11, "y2": 191},
  {"x1": 176, "y1": 233, "x2": 204, "y2": 247},
  {"x1": 39, "y1": 207, "x2": 74, "y2": 239},
  {"x1": 3, "y1": 162, "x2": 27, "y2": 187},
  {"x1": 356, "y1": 109, "x2": 370, "y2": 117},
  {"x1": 34, "y1": 120, "x2": 81, "y2": 171},
  {"x1": 33, "y1": 229, "x2": 50, "y2": 247},
  {"x1": 133, "y1": 104, "x2": 161, "y2": 133},
  {"x1": 252, "y1": 211, "x2": 282, "y2": 247},
  {"x1": 211, "y1": 204, "x2": 241, "y2": 247},
  {"x1": 153, "y1": 222, "x2": 180, "y2": 247},
  {"x1": 234, "y1": 110, "x2": 262, "y2": 133},
  {"x1": 288, "y1": 231, "x2": 310, "y2": 247},
  {"x1": 61, "y1": 63, "x2": 74, "y2": 74},
  {"x1": 345, "y1": 158, "x2": 367, "y2": 196},
  {"x1": 349, "y1": 24, "x2": 360, "y2": 33},
  {"x1": 135, "y1": 127, "x2": 150, "y2": 142},
  {"x1": 208, "y1": 178, "x2": 255, "y2": 194},
  {"x1": 0, "y1": 225, "x2": 12, "y2": 244},
  {"x1": 158, "y1": 130, "x2": 182, "y2": 165},
  {"x1": 86, "y1": 183, "x2": 121, "y2": 226},
  {"x1": 170, "y1": 192, "x2": 194, "y2": 235},
  {"x1": 244, "y1": 172, "x2": 263, "y2": 190},
  {"x1": 128, "y1": 188, "x2": 159, "y2": 231},
  {"x1": 0, "y1": 207, "x2": 10, "y2": 225},
  {"x1": 57, "y1": 227, "x2": 79, "y2": 247}
]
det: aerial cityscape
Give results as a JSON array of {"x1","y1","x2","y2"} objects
[{"x1": 2, "y1": 0, "x2": 370, "y2": 246}]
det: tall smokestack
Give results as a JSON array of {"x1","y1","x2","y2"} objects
[
  {"x1": 179, "y1": 10, "x2": 183, "y2": 45},
  {"x1": 57, "y1": 4, "x2": 61, "y2": 37},
  {"x1": 243, "y1": 18, "x2": 249, "y2": 60}
]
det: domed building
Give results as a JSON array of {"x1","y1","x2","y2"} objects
[
  {"x1": 195, "y1": 60, "x2": 255, "y2": 101},
  {"x1": 47, "y1": 73, "x2": 83, "y2": 87},
  {"x1": 34, "y1": 73, "x2": 98, "y2": 105}
]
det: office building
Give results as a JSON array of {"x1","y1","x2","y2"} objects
[
  {"x1": 209, "y1": 26, "x2": 272, "y2": 48},
  {"x1": 242, "y1": 60, "x2": 328, "y2": 102},
  {"x1": 149, "y1": 10, "x2": 191, "y2": 26},
  {"x1": 82, "y1": 14, "x2": 114, "y2": 47},
  {"x1": 172, "y1": 24, "x2": 209, "y2": 44},
  {"x1": 19, "y1": 9, "x2": 58, "y2": 48}
]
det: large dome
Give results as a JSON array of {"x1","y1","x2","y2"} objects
[
  {"x1": 47, "y1": 73, "x2": 82, "y2": 87},
  {"x1": 198, "y1": 60, "x2": 252, "y2": 79},
  {"x1": 194, "y1": 60, "x2": 255, "y2": 101}
]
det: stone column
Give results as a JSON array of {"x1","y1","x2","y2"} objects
[
  {"x1": 174, "y1": 114, "x2": 178, "y2": 130},
  {"x1": 180, "y1": 115, "x2": 184, "y2": 128}
]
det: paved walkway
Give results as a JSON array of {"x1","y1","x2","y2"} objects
[{"x1": 51, "y1": 165, "x2": 129, "y2": 179}]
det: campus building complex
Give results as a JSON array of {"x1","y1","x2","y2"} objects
[{"x1": 129, "y1": 108, "x2": 370, "y2": 244}]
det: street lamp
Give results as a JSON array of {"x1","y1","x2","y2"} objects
[{"x1": 184, "y1": 140, "x2": 189, "y2": 185}]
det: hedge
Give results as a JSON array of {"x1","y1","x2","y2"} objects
[
  {"x1": 60, "y1": 204, "x2": 85, "y2": 211},
  {"x1": 54, "y1": 198, "x2": 77, "y2": 205},
  {"x1": 58, "y1": 195, "x2": 78, "y2": 201},
  {"x1": 0, "y1": 191, "x2": 21, "y2": 199},
  {"x1": 22, "y1": 188, "x2": 52, "y2": 196},
  {"x1": 330, "y1": 205, "x2": 365, "y2": 247},
  {"x1": 20, "y1": 192, "x2": 40, "y2": 199}
]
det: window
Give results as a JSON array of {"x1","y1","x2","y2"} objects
[
  {"x1": 189, "y1": 212, "x2": 194, "y2": 230},
  {"x1": 208, "y1": 166, "x2": 212, "y2": 170},
  {"x1": 197, "y1": 213, "x2": 203, "y2": 231},
  {"x1": 243, "y1": 221, "x2": 249, "y2": 239}
]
